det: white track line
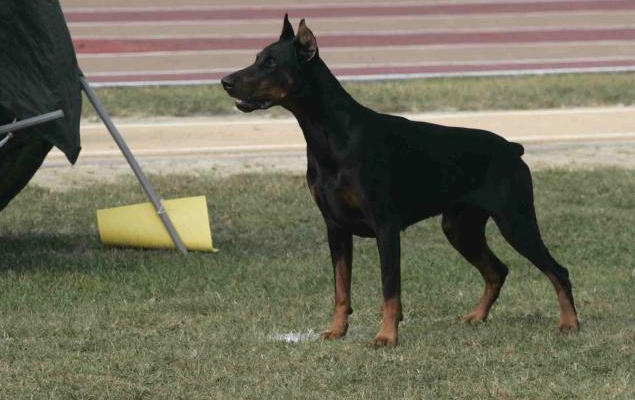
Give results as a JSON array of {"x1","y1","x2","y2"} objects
[
  {"x1": 67, "y1": 10, "x2": 635, "y2": 27},
  {"x1": 76, "y1": 40, "x2": 635, "y2": 59},
  {"x1": 72, "y1": 25, "x2": 635, "y2": 39},
  {"x1": 66, "y1": 10, "x2": 635, "y2": 26}
]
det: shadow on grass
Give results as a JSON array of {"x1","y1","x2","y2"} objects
[
  {"x1": 0, "y1": 232, "x2": 95, "y2": 252},
  {"x1": 1, "y1": 232, "x2": 109, "y2": 273}
]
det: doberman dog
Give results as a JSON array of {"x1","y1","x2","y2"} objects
[{"x1": 221, "y1": 15, "x2": 579, "y2": 347}]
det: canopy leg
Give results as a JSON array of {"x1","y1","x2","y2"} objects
[{"x1": 79, "y1": 74, "x2": 188, "y2": 255}]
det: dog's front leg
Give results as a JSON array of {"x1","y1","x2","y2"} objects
[
  {"x1": 321, "y1": 225, "x2": 353, "y2": 340},
  {"x1": 372, "y1": 225, "x2": 403, "y2": 348}
]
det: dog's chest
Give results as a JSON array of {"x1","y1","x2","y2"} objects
[{"x1": 307, "y1": 167, "x2": 374, "y2": 236}]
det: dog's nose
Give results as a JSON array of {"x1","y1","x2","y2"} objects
[{"x1": 221, "y1": 75, "x2": 235, "y2": 90}]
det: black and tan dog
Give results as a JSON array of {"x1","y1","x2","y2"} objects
[{"x1": 221, "y1": 15, "x2": 579, "y2": 347}]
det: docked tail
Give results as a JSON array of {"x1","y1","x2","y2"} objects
[{"x1": 510, "y1": 142, "x2": 525, "y2": 156}]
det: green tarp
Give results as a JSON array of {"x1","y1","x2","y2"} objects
[{"x1": 0, "y1": 0, "x2": 82, "y2": 211}]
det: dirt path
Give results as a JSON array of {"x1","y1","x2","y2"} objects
[{"x1": 32, "y1": 107, "x2": 635, "y2": 190}]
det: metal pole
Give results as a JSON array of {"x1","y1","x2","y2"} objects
[
  {"x1": 0, "y1": 110, "x2": 65, "y2": 135},
  {"x1": 79, "y1": 75, "x2": 189, "y2": 255}
]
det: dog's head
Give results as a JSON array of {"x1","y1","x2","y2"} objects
[{"x1": 221, "y1": 14, "x2": 318, "y2": 112}]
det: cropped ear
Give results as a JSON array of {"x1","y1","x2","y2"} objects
[
  {"x1": 279, "y1": 13, "x2": 295, "y2": 40},
  {"x1": 294, "y1": 19, "x2": 317, "y2": 63}
]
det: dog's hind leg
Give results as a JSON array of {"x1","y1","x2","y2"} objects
[
  {"x1": 442, "y1": 205, "x2": 509, "y2": 323},
  {"x1": 492, "y1": 163, "x2": 579, "y2": 332},
  {"x1": 493, "y1": 211, "x2": 579, "y2": 331}
]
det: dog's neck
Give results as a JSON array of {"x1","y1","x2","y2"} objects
[{"x1": 284, "y1": 57, "x2": 360, "y2": 157}]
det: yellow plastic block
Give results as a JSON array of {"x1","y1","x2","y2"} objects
[{"x1": 97, "y1": 196, "x2": 217, "y2": 252}]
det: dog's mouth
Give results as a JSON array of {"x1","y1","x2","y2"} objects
[{"x1": 234, "y1": 99, "x2": 273, "y2": 113}]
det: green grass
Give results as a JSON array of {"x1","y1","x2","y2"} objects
[
  {"x1": 82, "y1": 72, "x2": 635, "y2": 120},
  {"x1": 0, "y1": 169, "x2": 634, "y2": 399}
]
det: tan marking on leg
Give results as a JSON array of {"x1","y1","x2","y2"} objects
[
  {"x1": 322, "y1": 304, "x2": 349, "y2": 340},
  {"x1": 308, "y1": 184, "x2": 319, "y2": 204},
  {"x1": 372, "y1": 296, "x2": 402, "y2": 348},
  {"x1": 546, "y1": 272, "x2": 579, "y2": 332},
  {"x1": 321, "y1": 256, "x2": 351, "y2": 340},
  {"x1": 441, "y1": 210, "x2": 508, "y2": 325},
  {"x1": 461, "y1": 250, "x2": 506, "y2": 324},
  {"x1": 462, "y1": 280, "x2": 503, "y2": 323}
]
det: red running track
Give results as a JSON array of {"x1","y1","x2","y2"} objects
[
  {"x1": 68, "y1": 0, "x2": 635, "y2": 85},
  {"x1": 65, "y1": 0, "x2": 635, "y2": 22},
  {"x1": 73, "y1": 28, "x2": 635, "y2": 54}
]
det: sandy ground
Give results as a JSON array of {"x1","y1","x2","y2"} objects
[
  {"x1": 32, "y1": 107, "x2": 635, "y2": 191},
  {"x1": 33, "y1": 142, "x2": 635, "y2": 191}
]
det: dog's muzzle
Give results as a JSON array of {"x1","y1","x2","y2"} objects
[{"x1": 221, "y1": 74, "x2": 273, "y2": 113}]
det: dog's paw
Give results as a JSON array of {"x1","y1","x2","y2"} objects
[
  {"x1": 558, "y1": 319, "x2": 580, "y2": 333},
  {"x1": 320, "y1": 324, "x2": 348, "y2": 340},
  {"x1": 461, "y1": 311, "x2": 487, "y2": 324},
  {"x1": 371, "y1": 334, "x2": 398, "y2": 348}
]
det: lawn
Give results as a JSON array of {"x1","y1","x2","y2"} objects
[
  {"x1": 0, "y1": 169, "x2": 633, "y2": 399},
  {"x1": 81, "y1": 72, "x2": 635, "y2": 120}
]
